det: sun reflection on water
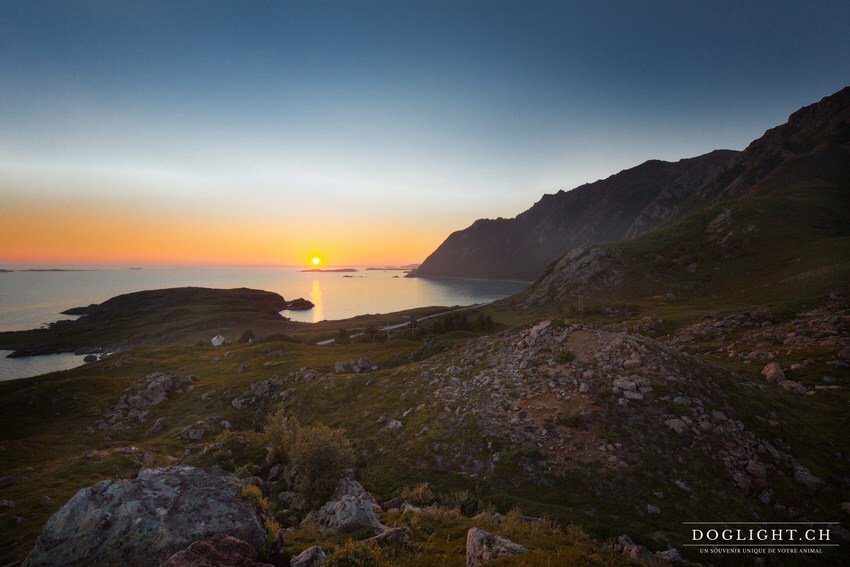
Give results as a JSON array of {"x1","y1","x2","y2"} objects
[{"x1": 311, "y1": 280, "x2": 323, "y2": 323}]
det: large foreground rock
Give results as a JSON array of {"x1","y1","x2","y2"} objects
[
  {"x1": 159, "y1": 534, "x2": 274, "y2": 567},
  {"x1": 24, "y1": 466, "x2": 264, "y2": 567},
  {"x1": 466, "y1": 527, "x2": 527, "y2": 567}
]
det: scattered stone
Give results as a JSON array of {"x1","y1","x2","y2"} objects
[
  {"x1": 761, "y1": 362, "x2": 785, "y2": 383},
  {"x1": 778, "y1": 380, "x2": 808, "y2": 394},
  {"x1": 745, "y1": 460, "x2": 767, "y2": 479},
  {"x1": 665, "y1": 419, "x2": 687, "y2": 434},
  {"x1": 612, "y1": 378, "x2": 637, "y2": 391},
  {"x1": 387, "y1": 419, "x2": 403, "y2": 431},
  {"x1": 466, "y1": 527, "x2": 527, "y2": 567},
  {"x1": 616, "y1": 535, "x2": 658, "y2": 563},
  {"x1": 368, "y1": 526, "x2": 411, "y2": 545},
  {"x1": 289, "y1": 546, "x2": 327, "y2": 567},
  {"x1": 793, "y1": 467, "x2": 826, "y2": 492}
]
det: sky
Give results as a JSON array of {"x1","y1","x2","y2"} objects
[{"x1": 2, "y1": 1, "x2": 849, "y2": 266}]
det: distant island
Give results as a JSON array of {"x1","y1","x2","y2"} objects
[
  {"x1": 300, "y1": 268, "x2": 358, "y2": 273},
  {"x1": 0, "y1": 268, "x2": 97, "y2": 272}
]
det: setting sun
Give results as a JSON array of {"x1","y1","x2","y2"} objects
[{"x1": 311, "y1": 256, "x2": 321, "y2": 265}]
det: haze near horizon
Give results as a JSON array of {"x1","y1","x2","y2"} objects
[{"x1": 2, "y1": 1, "x2": 849, "y2": 266}]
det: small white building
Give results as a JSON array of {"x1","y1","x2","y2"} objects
[{"x1": 211, "y1": 334, "x2": 226, "y2": 347}]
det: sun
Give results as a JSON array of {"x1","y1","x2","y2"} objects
[{"x1": 311, "y1": 256, "x2": 321, "y2": 266}]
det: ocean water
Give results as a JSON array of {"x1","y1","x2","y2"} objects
[{"x1": 0, "y1": 266, "x2": 528, "y2": 381}]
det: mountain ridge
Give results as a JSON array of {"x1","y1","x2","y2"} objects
[
  {"x1": 412, "y1": 149, "x2": 738, "y2": 281},
  {"x1": 412, "y1": 86, "x2": 850, "y2": 283}
]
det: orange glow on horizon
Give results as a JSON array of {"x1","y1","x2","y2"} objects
[{"x1": 0, "y1": 200, "x2": 442, "y2": 267}]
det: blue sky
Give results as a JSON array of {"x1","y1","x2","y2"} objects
[{"x1": 1, "y1": 1, "x2": 849, "y2": 264}]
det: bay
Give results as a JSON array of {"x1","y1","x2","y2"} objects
[{"x1": 0, "y1": 265, "x2": 528, "y2": 381}]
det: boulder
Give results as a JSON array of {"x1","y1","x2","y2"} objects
[
  {"x1": 315, "y1": 495, "x2": 383, "y2": 534},
  {"x1": 778, "y1": 380, "x2": 808, "y2": 394},
  {"x1": 612, "y1": 378, "x2": 637, "y2": 391},
  {"x1": 761, "y1": 362, "x2": 785, "y2": 383},
  {"x1": 23, "y1": 466, "x2": 264, "y2": 567},
  {"x1": 665, "y1": 418, "x2": 687, "y2": 434},
  {"x1": 466, "y1": 527, "x2": 527, "y2": 567},
  {"x1": 159, "y1": 533, "x2": 274, "y2": 567},
  {"x1": 745, "y1": 460, "x2": 767, "y2": 479},
  {"x1": 357, "y1": 357, "x2": 373, "y2": 371},
  {"x1": 289, "y1": 546, "x2": 327, "y2": 567},
  {"x1": 332, "y1": 476, "x2": 379, "y2": 509},
  {"x1": 793, "y1": 467, "x2": 826, "y2": 492}
]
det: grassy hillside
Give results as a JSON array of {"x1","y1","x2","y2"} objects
[{"x1": 2, "y1": 292, "x2": 848, "y2": 565}]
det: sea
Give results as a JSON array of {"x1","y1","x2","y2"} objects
[{"x1": 0, "y1": 265, "x2": 528, "y2": 381}]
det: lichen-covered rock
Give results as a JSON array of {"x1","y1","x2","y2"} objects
[
  {"x1": 315, "y1": 494, "x2": 383, "y2": 534},
  {"x1": 159, "y1": 533, "x2": 273, "y2": 567},
  {"x1": 466, "y1": 527, "x2": 526, "y2": 567},
  {"x1": 23, "y1": 466, "x2": 264, "y2": 567}
]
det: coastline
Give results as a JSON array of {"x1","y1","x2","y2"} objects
[{"x1": 405, "y1": 272, "x2": 534, "y2": 285}]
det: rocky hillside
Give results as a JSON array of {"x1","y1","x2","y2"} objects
[
  {"x1": 411, "y1": 150, "x2": 737, "y2": 281},
  {"x1": 413, "y1": 86, "x2": 850, "y2": 283},
  {"x1": 697, "y1": 85, "x2": 850, "y2": 204},
  {"x1": 518, "y1": 86, "x2": 850, "y2": 309}
]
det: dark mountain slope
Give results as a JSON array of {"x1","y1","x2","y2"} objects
[
  {"x1": 411, "y1": 150, "x2": 737, "y2": 281},
  {"x1": 693, "y1": 85, "x2": 850, "y2": 206},
  {"x1": 518, "y1": 86, "x2": 850, "y2": 309},
  {"x1": 414, "y1": 86, "x2": 850, "y2": 283}
]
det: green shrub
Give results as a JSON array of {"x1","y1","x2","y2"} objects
[
  {"x1": 441, "y1": 489, "x2": 478, "y2": 515},
  {"x1": 240, "y1": 484, "x2": 268, "y2": 514},
  {"x1": 555, "y1": 349, "x2": 576, "y2": 364},
  {"x1": 668, "y1": 401, "x2": 693, "y2": 417},
  {"x1": 266, "y1": 410, "x2": 355, "y2": 509},
  {"x1": 401, "y1": 482, "x2": 434, "y2": 506},
  {"x1": 558, "y1": 412, "x2": 583, "y2": 428}
]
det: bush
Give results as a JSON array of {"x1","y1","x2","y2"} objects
[
  {"x1": 265, "y1": 410, "x2": 355, "y2": 509},
  {"x1": 401, "y1": 482, "x2": 434, "y2": 506},
  {"x1": 335, "y1": 328, "x2": 351, "y2": 344},
  {"x1": 555, "y1": 349, "x2": 576, "y2": 364},
  {"x1": 441, "y1": 489, "x2": 478, "y2": 516},
  {"x1": 558, "y1": 412, "x2": 583, "y2": 428},
  {"x1": 238, "y1": 329, "x2": 256, "y2": 344},
  {"x1": 326, "y1": 539, "x2": 390, "y2": 566}
]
